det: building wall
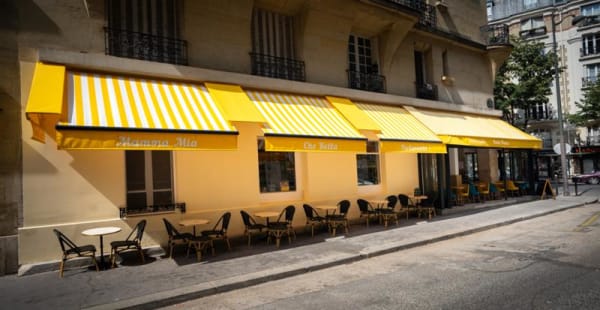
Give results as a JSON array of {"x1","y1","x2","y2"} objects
[{"x1": 10, "y1": 0, "x2": 503, "y2": 268}]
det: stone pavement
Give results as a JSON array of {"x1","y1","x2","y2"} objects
[{"x1": 1, "y1": 189, "x2": 598, "y2": 310}]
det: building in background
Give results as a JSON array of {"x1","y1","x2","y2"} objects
[
  {"x1": 487, "y1": 0, "x2": 600, "y2": 179},
  {"x1": 0, "y1": 0, "x2": 540, "y2": 274}
]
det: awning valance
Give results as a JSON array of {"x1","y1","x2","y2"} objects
[
  {"x1": 246, "y1": 91, "x2": 367, "y2": 152},
  {"x1": 405, "y1": 106, "x2": 542, "y2": 149},
  {"x1": 25, "y1": 63, "x2": 238, "y2": 150}
]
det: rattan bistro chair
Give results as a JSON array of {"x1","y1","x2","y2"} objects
[
  {"x1": 357, "y1": 199, "x2": 378, "y2": 227},
  {"x1": 398, "y1": 194, "x2": 417, "y2": 218},
  {"x1": 379, "y1": 195, "x2": 399, "y2": 227},
  {"x1": 327, "y1": 200, "x2": 351, "y2": 236},
  {"x1": 110, "y1": 219, "x2": 146, "y2": 267},
  {"x1": 53, "y1": 229, "x2": 99, "y2": 278},
  {"x1": 303, "y1": 204, "x2": 327, "y2": 237},
  {"x1": 163, "y1": 218, "x2": 194, "y2": 258},
  {"x1": 268, "y1": 205, "x2": 296, "y2": 248},
  {"x1": 240, "y1": 210, "x2": 267, "y2": 246},
  {"x1": 201, "y1": 212, "x2": 232, "y2": 251}
]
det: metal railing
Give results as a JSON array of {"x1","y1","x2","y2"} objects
[
  {"x1": 347, "y1": 70, "x2": 386, "y2": 93},
  {"x1": 582, "y1": 76, "x2": 598, "y2": 88},
  {"x1": 418, "y1": 4, "x2": 436, "y2": 28},
  {"x1": 519, "y1": 26, "x2": 547, "y2": 39},
  {"x1": 575, "y1": 15, "x2": 600, "y2": 27},
  {"x1": 104, "y1": 27, "x2": 187, "y2": 65},
  {"x1": 250, "y1": 53, "x2": 306, "y2": 82},
  {"x1": 481, "y1": 24, "x2": 510, "y2": 45},
  {"x1": 580, "y1": 47, "x2": 600, "y2": 57},
  {"x1": 369, "y1": 0, "x2": 426, "y2": 13},
  {"x1": 415, "y1": 83, "x2": 438, "y2": 100}
]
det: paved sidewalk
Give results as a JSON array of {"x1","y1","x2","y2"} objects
[{"x1": 1, "y1": 190, "x2": 598, "y2": 310}]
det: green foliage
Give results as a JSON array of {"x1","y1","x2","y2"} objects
[
  {"x1": 493, "y1": 37, "x2": 558, "y2": 130},
  {"x1": 567, "y1": 79, "x2": 600, "y2": 127}
]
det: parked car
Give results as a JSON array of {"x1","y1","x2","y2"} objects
[{"x1": 572, "y1": 171, "x2": 600, "y2": 185}]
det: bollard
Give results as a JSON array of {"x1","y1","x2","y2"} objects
[{"x1": 574, "y1": 180, "x2": 578, "y2": 196}]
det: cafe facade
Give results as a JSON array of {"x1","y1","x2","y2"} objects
[{"x1": 3, "y1": 0, "x2": 541, "y2": 271}]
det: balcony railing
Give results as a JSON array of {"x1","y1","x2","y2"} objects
[
  {"x1": 575, "y1": 15, "x2": 600, "y2": 27},
  {"x1": 416, "y1": 83, "x2": 438, "y2": 100},
  {"x1": 582, "y1": 76, "x2": 598, "y2": 88},
  {"x1": 418, "y1": 4, "x2": 437, "y2": 28},
  {"x1": 369, "y1": 0, "x2": 426, "y2": 13},
  {"x1": 519, "y1": 26, "x2": 547, "y2": 39},
  {"x1": 481, "y1": 24, "x2": 510, "y2": 46},
  {"x1": 580, "y1": 47, "x2": 600, "y2": 58},
  {"x1": 104, "y1": 27, "x2": 187, "y2": 66},
  {"x1": 347, "y1": 70, "x2": 386, "y2": 93},
  {"x1": 250, "y1": 53, "x2": 306, "y2": 82}
]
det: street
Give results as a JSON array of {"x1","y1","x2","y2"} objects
[{"x1": 164, "y1": 202, "x2": 600, "y2": 310}]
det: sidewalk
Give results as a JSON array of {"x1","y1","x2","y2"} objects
[{"x1": 1, "y1": 190, "x2": 598, "y2": 310}]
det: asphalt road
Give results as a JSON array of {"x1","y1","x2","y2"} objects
[{"x1": 163, "y1": 202, "x2": 600, "y2": 310}]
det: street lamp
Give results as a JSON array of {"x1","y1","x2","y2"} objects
[{"x1": 550, "y1": 5, "x2": 569, "y2": 196}]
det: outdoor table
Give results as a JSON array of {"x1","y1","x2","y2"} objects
[
  {"x1": 408, "y1": 195, "x2": 427, "y2": 206},
  {"x1": 81, "y1": 226, "x2": 121, "y2": 270},
  {"x1": 315, "y1": 205, "x2": 338, "y2": 217},
  {"x1": 179, "y1": 218, "x2": 210, "y2": 236},
  {"x1": 369, "y1": 199, "x2": 389, "y2": 210},
  {"x1": 255, "y1": 211, "x2": 280, "y2": 226}
]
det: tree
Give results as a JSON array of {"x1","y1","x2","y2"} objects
[
  {"x1": 567, "y1": 79, "x2": 600, "y2": 142},
  {"x1": 494, "y1": 37, "x2": 558, "y2": 130}
]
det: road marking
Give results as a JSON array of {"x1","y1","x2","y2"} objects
[{"x1": 574, "y1": 212, "x2": 600, "y2": 232}]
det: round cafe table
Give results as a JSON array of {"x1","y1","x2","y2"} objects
[
  {"x1": 82, "y1": 226, "x2": 121, "y2": 270},
  {"x1": 179, "y1": 218, "x2": 210, "y2": 236},
  {"x1": 255, "y1": 211, "x2": 280, "y2": 226}
]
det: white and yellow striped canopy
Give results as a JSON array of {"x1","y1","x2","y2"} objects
[{"x1": 246, "y1": 90, "x2": 366, "y2": 152}]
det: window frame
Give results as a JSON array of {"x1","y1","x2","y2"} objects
[
  {"x1": 125, "y1": 150, "x2": 175, "y2": 215},
  {"x1": 356, "y1": 141, "x2": 381, "y2": 186}
]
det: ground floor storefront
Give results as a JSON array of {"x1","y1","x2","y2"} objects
[{"x1": 18, "y1": 61, "x2": 541, "y2": 267}]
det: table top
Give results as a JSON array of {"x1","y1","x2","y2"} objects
[
  {"x1": 408, "y1": 195, "x2": 428, "y2": 200},
  {"x1": 82, "y1": 226, "x2": 121, "y2": 236},
  {"x1": 255, "y1": 211, "x2": 280, "y2": 218},
  {"x1": 179, "y1": 218, "x2": 210, "y2": 227},
  {"x1": 315, "y1": 205, "x2": 338, "y2": 211},
  {"x1": 451, "y1": 185, "x2": 465, "y2": 189},
  {"x1": 369, "y1": 200, "x2": 389, "y2": 205}
]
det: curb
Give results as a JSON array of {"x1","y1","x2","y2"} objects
[{"x1": 85, "y1": 198, "x2": 597, "y2": 310}]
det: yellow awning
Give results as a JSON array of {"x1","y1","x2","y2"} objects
[
  {"x1": 353, "y1": 102, "x2": 446, "y2": 153},
  {"x1": 205, "y1": 82, "x2": 267, "y2": 124},
  {"x1": 246, "y1": 91, "x2": 367, "y2": 152},
  {"x1": 25, "y1": 63, "x2": 66, "y2": 142},
  {"x1": 26, "y1": 65, "x2": 239, "y2": 150},
  {"x1": 405, "y1": 106, "x2": 542, "y2": 149}
]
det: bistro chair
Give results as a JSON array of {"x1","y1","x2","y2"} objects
[
  {"x1": 357, "y1": 199, "x2": 378, "y2": 227},
  {"x1": 478, "y1": 181, "x2": 490, "y2": 201},
  {"x1": 163, "y1": 218, "x2": 194, "y2": 258},
  {"x1": 506, "y1": 180, "x2": 521, "y2": 197},
  {"x1": 418, "y1": 194, "x2": 437, "y2": 220},
  {"x1": 378, "y1": 195, "x2": 399, "y2": 228},
  {"x1": 458, "y1": 185, "x2": 470, "y2": 204},
  {"x1": 201, "y1": 212, "x2": 232, "y2": 251},
  {"x1": 302, "y1": 204, "x2": 327, "y2": 237},
  {"x1": 398, "y1": 194, "x2": 417, "y2": 218},
  {"x1": 268, "y1": 205, "x2": 296, "y2": 248},
  {"x1": 327, "y1": 200, "x2": 351, "y2": 236},
  {"x1": 53, "y1": 229, "x2": 99, "y2": 278},
  {"x1": 490, "y1": 182, "x2": 504, "y2": 199},
  {"x1": 110, "y1": 219, "x2": 146, "y2": 267},
  {"x1": 468, "y1": 183, "x2": 481, "y2": 203},
  {"x1": 240, "y1": 210, "x2": 267, "y2": 246}
]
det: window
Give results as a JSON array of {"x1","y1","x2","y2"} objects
[
  {"x1": 527, "y1": 102, "x2": 551, "y2": 120},
  {"x1": 523, "y1": 0, "x2": 538, "y2": 10},
  {"x1": 583, "y1": 33, "x2": 600, "y2": 56},
  {"x1": 105, "y1": 0, "x2": 186, "y2": 65},
  {"x1": 357, "y1": 141, "x2": 380, "y2": 186},
  {"x1": 125, "y1": 150, "x2": 174, "y2": 214},
  {"x1": 464, "y1": 152, "x2": 479, "y2": 182},
  {"x1": 520, "y1": 16, "x2": 544, "y2": 31},
  {"x1": 586, "y1": 63, "x2": 600, "y2": 81},
  {"x1": 347, "y1": 35, "x2": 385, "y2": 92},
  {"x1": 258, "y1": 139, "x2": 296, "y2": 193},
  {"x1": 250, "y1": 8, "x2": 304, "y2": 81},
  {"x1": 582, "y1": 3, "x2": 600, "y2": 16}
]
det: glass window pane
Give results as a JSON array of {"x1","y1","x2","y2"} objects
[
  {"x1": 126, "y1": 192, "x2": 147, "y2": 210},
  {"x1": 126, "y1": 151, "x2": 145, "y2": 191},
  {"x1": 357, "y1": 154, "x2": 380, "y2": 185},
  {"x1": 258, "y1": 148, "x2": 296, "y2": 193},
  {"x1": 153, "y1": 190, "x2": 173, "y2": 205},
  {"x1": 152, "y1": 151, "x2": 172, "y2": 190}
]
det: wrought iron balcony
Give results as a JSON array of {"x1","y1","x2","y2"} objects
[
  {"x1": 104, "y1": 27, "x2": 187, "y2": 65},
  {"x1": 418, "y1": 4, "x2": 436, "y2": 28},
  {"x1": 250, "y1": 53, "x2": 306, "y2": 82},
  {"x1": 347, "y1": 70, "x2": 386, "y2": 93},
  {"x1": 368, "y1": 0, "x2": 426, "y2": 13},
  {"x1": 575, "y1": 15, "x2": 600, "y2": 27},
  {"x1": 580, "y1": 47, "x2": 600, "y2": 58},
  {"x1": 481, "y1": 24, "x2": 510, "y2": 46},
  {"x1": 582, "y1": 76, "x2": 598, "y2": 88},
  {"x1": 519, "y1": 26, "x2": 547, "y2": 39},
  {"x1": 416, "y1": 83, "x2": 438, "y2": 100}
]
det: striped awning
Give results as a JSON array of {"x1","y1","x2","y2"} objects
[
  {"x1": 246, "y1": 91, "x2": 367, "y2": 152},
  {"x1": 353, "y1": 102, "x2": 446, "y2": 153},
  {"x1": 406, "y1": 106, "x2": 542, "y2": 149},
  {"x1": 25, "y1": 63, "x2": 238, "y2": 150}
]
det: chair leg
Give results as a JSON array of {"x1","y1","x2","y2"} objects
[
  {"x1": 138, "y1": 245, "x2": 145, "y2": 264},
  {"x1": 59, "y1": 258, "x2": 65, "y2": 278},
  {"x1": 169, "y1": 241, "x2": 174, "y2": 258},
  {"x1": 91, "y1": 254, "x2": 99, "y2": 272}
]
